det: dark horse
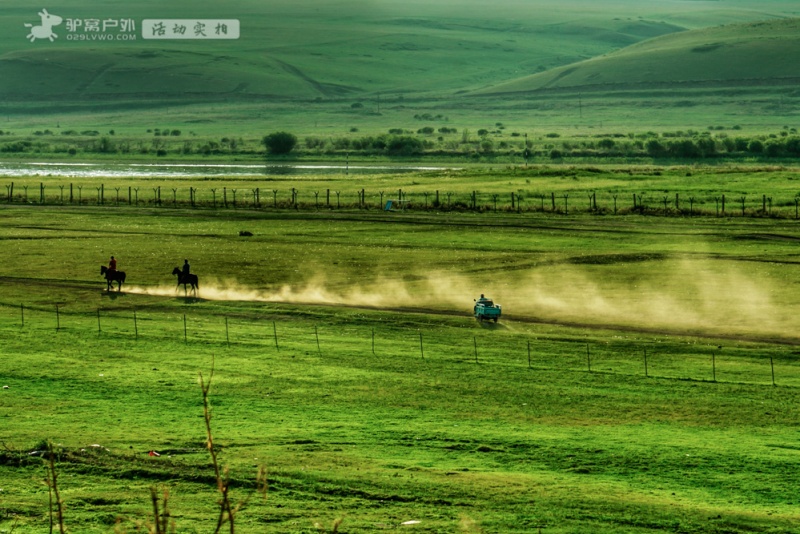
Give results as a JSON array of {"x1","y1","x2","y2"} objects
[
  {"x1": 172, "y1": 267, "x2": 199, "y2": 295},
  {"x1": 100, "y1": 265, "x2": 126, "y2": 291}
]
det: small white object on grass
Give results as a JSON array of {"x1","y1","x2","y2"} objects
[
  {"x1": 401, "y1": 520, "x2": 421, "y2": 525},
  {"x1": 2, "y1": 385, "x2": 8, "y2": 389}
]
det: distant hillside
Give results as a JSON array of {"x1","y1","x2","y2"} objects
[
  {"x1": 1, "y1": 1, "x2": 796, "y2": 105},
  {"x1": 472, "y1": 18, "x2": 800, "y2": 95}
]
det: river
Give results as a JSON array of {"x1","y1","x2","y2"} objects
[{"x1": 0, "y1": 162, "x2": 451, "y2": 178}]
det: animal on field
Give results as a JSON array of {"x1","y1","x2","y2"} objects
[
  {"x1": 25, "y1": 9, "x2": 63, "y2": 42},
  {"x1": 100, "y1": 265, "x2": 126, "y2": 291},
  {"x1": 172, "y1": 267, "x2": 199, "y2": 295}
]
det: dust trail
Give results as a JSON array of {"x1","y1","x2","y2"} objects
[{"x1": 126, "y1": 259, "x2": 798, "y2": 339}]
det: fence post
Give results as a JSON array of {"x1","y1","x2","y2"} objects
[
  {"x1": 20, "y1": 303, "x2": 24, "y2": 328},
  {"x1": 55, "y1": 305, "x2": 60, "y2": 332},
  {"x1": 770, "y1": 356, "x2": 775, "y2": 387},
  {"x1": 419, "y1": 332, "x2": 424, "y2": 360},
  {"x1": 712, "y1": 346, "x2": 719, "y2": 382}
]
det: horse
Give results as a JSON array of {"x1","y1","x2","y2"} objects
[
  {"x1": 172, "y1": 267, "x2": 199, "y2": 295},
  {"x1": 100, "y1": 265, "x2": 126, "y2": 291}
]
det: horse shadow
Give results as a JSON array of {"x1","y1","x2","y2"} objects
[{"x1": 178, "y1": 296, "x2": 204, "y2": 304}]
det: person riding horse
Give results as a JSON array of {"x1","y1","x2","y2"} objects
[
  {"x1": 173, "y1": 261, "x2": 198, "y2": 294},
  {"x1": 101, "y1": 256, "x2": 125, "y2": 291}
]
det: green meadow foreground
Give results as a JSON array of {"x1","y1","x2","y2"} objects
[{"x1": 1, "y1": 174, "x2": 799, "y2": 532}]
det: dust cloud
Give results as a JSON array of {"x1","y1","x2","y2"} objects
[{"x1": 126, "y1": 258, "x2": 797, "y2": 339}]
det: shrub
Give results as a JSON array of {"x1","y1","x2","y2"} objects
[
  {"x1": 386, "y1": 135, "x2": 423, "y2": 155},
  {"x1": 262, "y1": 131, "x2": 298, "y2": 155},
  {"x1": 644, "y1": 139, "x2": 666, "y2": 157},
  {"x1": 598, "y1": 138, "x2": 615, "y2": 150},
  {"x1": 747, "y1": 139, "x2": 764, "y2": 154}
]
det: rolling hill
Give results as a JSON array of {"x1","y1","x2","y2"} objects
[
  {"x1": 1, "y1": 1, "x2": 797, "y2": 103},
  {"x1": 472, "y1": 18, "x2": 800, "y2": 95}
]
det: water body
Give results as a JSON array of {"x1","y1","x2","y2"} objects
[{"x1": 0, "y1": 162, "x2": 450, "y2": 178}]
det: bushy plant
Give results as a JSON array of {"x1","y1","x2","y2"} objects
[{"x1": 262, "y1": 131, "x2": 298, "y2": 155}]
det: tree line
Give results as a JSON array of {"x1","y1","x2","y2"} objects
[{"x1": 2, "y1": 128, "x2": 799, "y2": 160}]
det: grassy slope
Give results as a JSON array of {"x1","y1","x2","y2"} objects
[
  {"x1": 474, "y1": 17, "x2": 800, "y2": 95},
  {"x1": 1, "y1": 0, "x2": 796, "y2": 102}
]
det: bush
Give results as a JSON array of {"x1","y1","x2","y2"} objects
[
  {"x1": 747, "y1": 139, "x2": 764, "y2": 154},
  {"x1": 262, "y1": 131, "x2": 297, "y2": 155},
  {"x1": 645, "y1": 139, "x2": 664, "y2": 156},
  {"x1": 386, "y1": 136, "x2": 423, "y2": 155},
  {"x1": 598, "y1": 138, "x2": 615, "y2": 150}
]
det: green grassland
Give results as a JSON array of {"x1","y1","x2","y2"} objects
[
  {"x1": 1, "y1": 175, "x2": 800, "y2": 532},
  {"x1": 1, "y1": 1, "x2": 799, "y2": 135},
  {"x1": 2, "y1": 2, "x2": 800, "y2": 532}
]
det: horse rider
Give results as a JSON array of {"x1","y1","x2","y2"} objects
[
  {"x1": 182, "y1": 259, "x2": 190, "y2": 278},
  {"x1": 108, "y1": 255, "x2": 117, "y2": 274}
]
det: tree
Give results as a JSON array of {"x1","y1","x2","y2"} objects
[
  {"x1": 598, "y1": 138, "x2": 616, "y2": 150},
  {"x1": 386, "y1": 136, "x2": 423, "y2": 155},
  {"x1": 645, "y1": 139, "x2": 665, "y2": 157},
  {"x1": 263, "y1": 131, "x2": 297, "y2": 155},
  {"x1": 747, "y1": 139, "x2": 764, "y2": 154}
]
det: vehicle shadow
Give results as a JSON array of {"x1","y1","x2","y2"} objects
[{"x1": 477, "y1": 320, "x2": 508, "y2": 330}]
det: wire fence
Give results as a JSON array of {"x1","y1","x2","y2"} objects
[
  {"x1": 4, "y1": 182, "x2": 800, "y2": 218},
  {"x1": 2, "y1": 301, "x2": 797, "y2": 389}
]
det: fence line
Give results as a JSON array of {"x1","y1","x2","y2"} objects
[
  {"x1": 0, "y1": 301, "x2": 795, "y2": 389},
  {"x1": 4, "y1": 183, "x2": 800, "y2": 219}
]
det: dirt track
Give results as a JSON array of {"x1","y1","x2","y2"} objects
[{"x1": 2, "y1": 275, "x2": 798, "y2": 347}]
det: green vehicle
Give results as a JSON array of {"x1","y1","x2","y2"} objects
[{"x1": 473, "y1": 294, "x2": 501, "y2": 322}]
